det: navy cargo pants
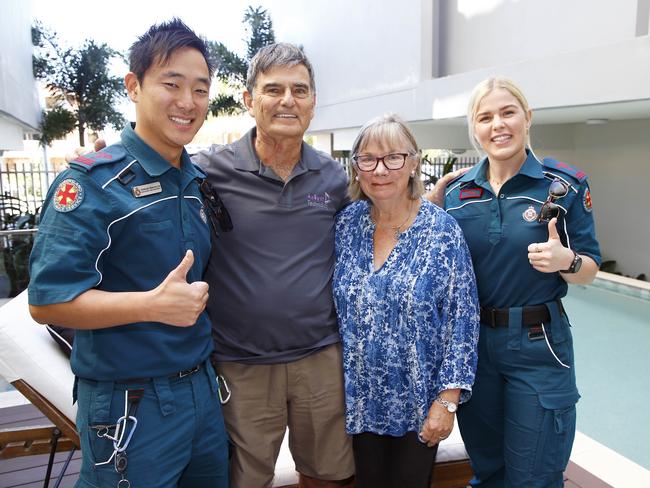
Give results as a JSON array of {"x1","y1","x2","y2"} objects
[
  {"x1": 458, "y1": 304, "x2": 579, "y2": 488},
  {"x1": 75, "y1": 360, "x2": 229, "y2": 488}
]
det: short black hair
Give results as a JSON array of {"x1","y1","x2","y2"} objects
[{"x1": 129, "y1": 18, "x2": 215, "y2": 83}]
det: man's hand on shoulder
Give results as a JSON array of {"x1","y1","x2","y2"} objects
[{"x1": 65, "y1": 138, "x2": 108, "y2": 163}]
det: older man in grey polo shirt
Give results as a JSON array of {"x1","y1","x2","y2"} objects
[{"x1": 193, "y1": 43, "x2": 354, "y2": 488}]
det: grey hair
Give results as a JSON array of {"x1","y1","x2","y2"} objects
[
  {"x1": 349, "y1": 113, "x2": 424, "y2": 202},
  {"x1": 246, "y1": 42, "x2": 316, "y2": 94}
]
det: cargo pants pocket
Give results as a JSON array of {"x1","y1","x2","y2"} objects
[{"x1": 533, "y1": 391, "x2": 578, "y2": 475}]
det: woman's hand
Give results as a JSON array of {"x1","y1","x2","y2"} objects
[
  {"x1": 527, "y1": 218, "x2": 574, "y2": 273},
  {"x1": 419, "y1": 396, "x2": 457, "y2": 448}
]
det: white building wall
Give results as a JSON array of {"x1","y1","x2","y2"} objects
[
  {"x1": 265, "y1": 0, "x2": 650, "y2": 132},
  {"x1": 0, "y1": 0, "x2": 40, "y2": 150},
  {"x1": 268, "y1": 0, "x2": 426, "y2": 111},
  {"x1": 439, "y1": 0, "x2": 639, "y2": 75}
]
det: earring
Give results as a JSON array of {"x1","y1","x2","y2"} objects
[
  {"x1": 355, "y1": 175, "x2": 359, "y2": 181},
  {"x1": 410, "y1": 170, "x2": 415, "y2": 178}
]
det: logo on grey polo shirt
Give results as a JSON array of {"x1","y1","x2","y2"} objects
[{"x1": 307, "y1": 192, "x2": 332, "y2": 209}]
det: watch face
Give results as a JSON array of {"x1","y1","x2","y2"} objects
[
  {"x1": 447, "y1": 403, "x2": 458, "y2": 413},
  {"x1": 573, "y1": 255, "x2": 583, "y2": 273}
]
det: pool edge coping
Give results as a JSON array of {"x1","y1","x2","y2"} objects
[{"x1": 570, "y1": 431, "x2": 650, "y2": 486}]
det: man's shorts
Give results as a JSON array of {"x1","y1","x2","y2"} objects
[{"x1": 216, "y1": 342, "x2": 354, "y2": 488}]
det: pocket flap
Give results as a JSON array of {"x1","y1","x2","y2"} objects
[{"x1": 538, "y1": 389, "x2": 580, "y2": 409}]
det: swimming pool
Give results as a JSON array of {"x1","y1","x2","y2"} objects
[{"x1": 564, "y1": 273, "x2": 650, "y2": 470}]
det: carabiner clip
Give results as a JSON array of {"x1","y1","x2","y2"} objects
[{"x1": 217, "y1": 374, "x2": 231, "y2": 404}]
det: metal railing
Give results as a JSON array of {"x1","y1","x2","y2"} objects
[
  {"x1": 0, "y1": 162, "x2": 61, "y2": 223},
  {"x1": 0, "y1": 229, "x2": 38, "y2": 298}
]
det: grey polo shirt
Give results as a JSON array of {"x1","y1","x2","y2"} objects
[{"x1": 193, "y1": 128, "x2": 350, "y2": 364}]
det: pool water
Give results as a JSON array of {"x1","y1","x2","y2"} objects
[{"x1": 564, "y1": 282, "x2": 650, "y2": 469}]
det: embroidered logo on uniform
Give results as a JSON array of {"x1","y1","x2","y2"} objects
[
  {"x1": 522, "y1": 205, "x2": 538, "y2": 222},
  {"x1": 459, "y1": 188, "x2": 484, "y2": 200},
  {"x1": 200, "y1": 207, "x2": 208, "y2": 224},
  {"x1": 132, "y1": 182, "x2": 162, "y2": 198},
  {"x1": 53, "y1": 179, "x2": 84, "y2": 212},
  {"x1": 307, "y1": 192, "x2": 331, "y2": 209},
  {"x1": 583, "y1": 188, "x2": 592, "y2": 212}
]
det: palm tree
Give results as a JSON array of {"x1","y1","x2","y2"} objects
[{"x1": 207, "y1": 6, "x2": 275, "y2": 116}]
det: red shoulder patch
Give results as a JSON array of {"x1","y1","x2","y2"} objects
[
  {"x1": 459, "y1": 188, "x2": 484, "y2": 200},
  {"x1": 73, "y1": 151, "x2": 114, "y2": 166}
]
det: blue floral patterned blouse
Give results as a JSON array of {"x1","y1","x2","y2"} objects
[{"x1": 333, "y1": 199, "x2": 480, "y2": 436}]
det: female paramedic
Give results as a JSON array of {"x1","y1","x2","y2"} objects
[{"x1": 441, "y1": 77, "x2": 601, "y2": 488}]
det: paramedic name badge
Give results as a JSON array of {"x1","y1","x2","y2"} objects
[
  {"x1": 522, "y1": 205, "x2": 538, "y2": 222},
  {"x1": 132, "y1": 182, "x2": 162, "y2": 198},
  {"x1": 53, "y1": 179, "x2": 84, "y2": 212}
]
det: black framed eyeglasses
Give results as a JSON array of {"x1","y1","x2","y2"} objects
[
  {"x1": 199, "y1": 180, "x2": 233, "y2": 236},
  {"x1": 538, "y1": 179, "x2": 569, "y2": 222},
  {"x1": 352, "y1": 153, "x2": 410, "y2": 172}
]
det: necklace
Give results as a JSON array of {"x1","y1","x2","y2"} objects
[{"x1": 372, "y1": 200, "x2": 415, "y2": 240}]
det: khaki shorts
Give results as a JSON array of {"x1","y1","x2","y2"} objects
[{"x1": 216, "y1": 342, "x2": 354, "y2": 488}]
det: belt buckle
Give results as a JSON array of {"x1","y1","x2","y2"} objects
[
  {"x1": 489, "y1": 308, "x2": 497, "y2": 328},
  {"x1": 178, "y1": 365, "x2": 200, "y2": 378}
]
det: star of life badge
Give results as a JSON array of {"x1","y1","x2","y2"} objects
[
  {"x1": 132, "y1": 181, "x2": 162, "y2": 198},
  {"x1": 53, "y1": 179, "x2": 84, "y2": 212},
  {"x1": 522, "y1": 205, "x2": 538, "y2": 222},
  {"x1": 200, "y1": 207, "x2": 208, "y2": 224},
  {"x1": 583, "y1": 188, "x2": 593, "y2": 212}
]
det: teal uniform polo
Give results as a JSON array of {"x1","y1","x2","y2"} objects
[{"x1": 29, "y1": 124, "x2": 213, "y2": 380}]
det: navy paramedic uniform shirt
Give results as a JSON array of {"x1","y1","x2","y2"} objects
[
  {"x1": 28, "y1": 124, "x2": 213, "y2": 381},
  {"x1": 444, "y1": 150, "x2": 601, "y2": 309}
]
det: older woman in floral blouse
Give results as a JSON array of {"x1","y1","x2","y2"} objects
[{"x1": 332, "y1": 114, "x2": 479, "y2": 488}]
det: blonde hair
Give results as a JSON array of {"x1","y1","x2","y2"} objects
[
  {"x1": 467, "y1": 76, "x2": 532, "y2": 155},
  {"x1": 349, "y1": 113, "x2": 424, "y2": 201}
]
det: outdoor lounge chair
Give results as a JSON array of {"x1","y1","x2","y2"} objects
[
  {"x1": 0, "y1": 291, "x2": 79, "y2": 487},
  {"x1": 0, "y1": 292, "x2": 472, "y2": 488}
]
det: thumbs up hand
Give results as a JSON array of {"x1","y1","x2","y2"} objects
[
  {"x1": 527, "y1": 218, "x2": 575, "y2": 273},
  {"x1": 150, "y1": 250, "x2": 209, "y2": 326}
]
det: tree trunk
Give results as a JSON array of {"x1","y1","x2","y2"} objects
[{"x1": 78, "y1": 122, "x2": 85, "y2": 147}]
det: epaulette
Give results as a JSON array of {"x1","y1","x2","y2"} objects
[
  {"x1": 542, "y1": 158, "x2": 588, "y2": 183},
  {"x1": 447, "y1": 173, "x2": 466, "y2": 186},
  {"x1": 191, "y1": 161, "x2": 207, "y2": 178},
  {"x1": 69, "y1": 145, "x2": 127, "y2": 172}
]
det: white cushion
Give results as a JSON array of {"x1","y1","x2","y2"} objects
[
  {"x1": 273, "y1": 432, "x2": 298, "y2": 486},
  {"x1": 436, "y1": 422, "x2": 469, "y2": 463},
  {"x1": 0, "y1": 291, "x2": 77, "y2": 422}
]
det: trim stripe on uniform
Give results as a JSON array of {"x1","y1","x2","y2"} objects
[
  {"x1": 45, "y1": 324, "x2": 72, "y2": 352},
  {"x1": 93, "y1": 196, "x2": 178, "y2": 287},
  {"x1": 101, "y1": 159, "x2": 138, "y2": 189},
  {"x1": 446, "y1": 198, "x2": 493, "y2": 212}
]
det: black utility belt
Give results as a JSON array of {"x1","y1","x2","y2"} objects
[
  {"x1": 480, "y1": 300, "x2": 564, "y2": 328},
  {"x1": 113, "y1": 364, "x2": 202, "y2": 384}
]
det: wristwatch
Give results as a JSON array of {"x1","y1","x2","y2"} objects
[
  {"x1": 435, "y1": 397, "x2": 458, "y2": 413},
  {"x1": 561, "y1": 250, "x2": 583, "y2": 274}
]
